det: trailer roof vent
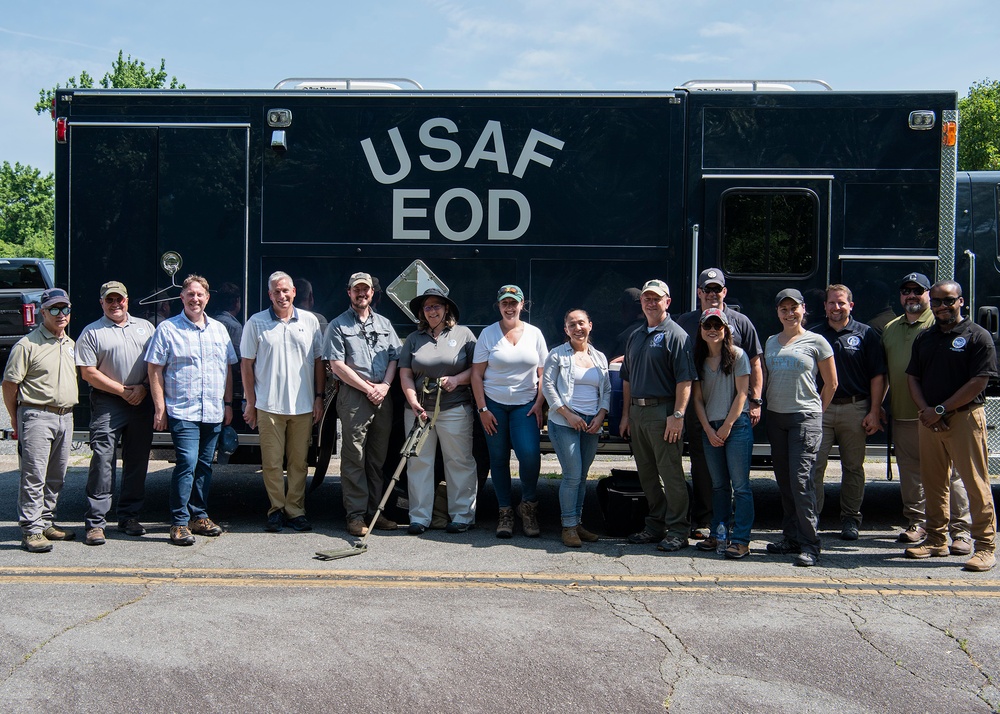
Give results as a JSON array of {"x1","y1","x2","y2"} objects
[
  {"x1": 274, "y1": 77, "x2": 423, "y2": 91},
  {"x1": 679, "y1": 79, "x2": 833, "y2": 92}
]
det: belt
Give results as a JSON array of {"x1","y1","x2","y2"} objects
[
  {"x1": 830, "y1": 395, "x2": 869, "y2": 405},
  {"x1": 20, "y1": 402, "x2": 73, "y2": 415},
  {"x1": 952, "y1": 403, "x2": 978, "y2": 413},
  {"x1": 631, "y1": 398, "x2": 663, "y2": 407}
]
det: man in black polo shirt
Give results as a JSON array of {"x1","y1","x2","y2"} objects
[
  {"x1": 812, "y1": 284, "x2": 886, "y2": 540},
  {"x1": 619, "y1": 279, "x2": 697, "y2": 552},
  {"x1": 905, "y1": 280, "x2": 997, "y2": 572},
  {"x1": 676, "y1": 267, "x2": 764, "y2": 538}
]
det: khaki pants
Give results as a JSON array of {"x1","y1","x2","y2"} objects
[
  {"x1": 258, "y1": 410, "x2": 313, "y2": 518},
  {"x1": 814, "y1": 399, "x2": 869, "y2": 524}
]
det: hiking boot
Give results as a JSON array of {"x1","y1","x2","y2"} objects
[
  {"x1": 628, "y1": 530, "x2": 663, "y2": 545},
  {"x1": 840, "y1": 519, "x2": 860, "y2": 541},
  {"x1": 963, "y1": 551, "x2": 996, "y2": 572},
  {"x1": 562, "y1": 527, "x2": 582, "y2": 548},
  {"x1": 22, "y1": 533, "x2": 52, "y2": 553},
  {"x1": 117, "y1": 518, "x2": 146, "y2": 537},
  {"x1": 576, "y1": 524, "x2": 599, "y2": 542},
  {"x1": 517, "y1": 501, "x2": 540, "y2": 537},
  {"x1": 84, "y1": 527, "x2": 106, "y2": 546},
  {"x1": 950, "y1": 537, "x2": 973, "y2": 556},
  {"x1": 373, "y1": 515, "x2": 397, "y2": 531},
  {"x1": 286, "y1": 515, "x2": 312, "y2": 532},
  {"x1": 42, "y1": 525, "x2": 75, "y2": 541},
  {"x1": 905, "y1": 542, "x2": 949, "y2": 559},
  {"x1": 169, "y1": 526, "x2": 196, "y2": 546},
  {"x1": 724, "y1": 542, "x2": 750, "y2": 560},
  {"x1": 656, "y1": 535, "x2": 688, "y2": 552},
  {"x1": 189, "y1": 518, "x2": 223, "y2": 537},
  {"x1": 695, "y1": 536, "x2": 719, "y2": 552},
  {"x1": 496, "y1": 507, "x2": 514, "y2": 539},
  {"x1": 898, "y1": 524, "x2": 926, "y2": 543},
  {"x1": 265, "y1": 511, "x2": 285, "y2": 532},
  {"x1": 766, "y1": 538, "x2": 801, "y2": 555},
  {"x1": 346, "y1": 516, "x2": 368, "y2": 537}
]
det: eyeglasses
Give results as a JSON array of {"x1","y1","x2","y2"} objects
[
  {"x1": 47, "y1": 306, "x2": 72, "y2": 316},
  {"x1": 900, "y1": 287, "x2": 925, "y2": 296},
  {"x1": 701, "y1": 321, "x2": 724, "y2": 331},
  {"x1": 701, "y1": 286, "x2": 724, "y2": 295},
  {"x1": 930, "y1": 297, "x2": 960, "y2": 307},
  {"x1": 103, "y1": 296, "x2": 126, "y2": 304},
  {"x1": 422, "y1": 304, "x2": 444, "y2": 312}
]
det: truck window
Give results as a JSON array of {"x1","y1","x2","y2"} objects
[
  {"x1": 720, "y1": 189, "x2": 818, "y2": 276},
  {"x1": 0, "y1": 264, "x2": 46, "y2": 290}
]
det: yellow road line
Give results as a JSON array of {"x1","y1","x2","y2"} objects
[{"x1": 0, "y1": 566, "x2": 996, "y2": 596}]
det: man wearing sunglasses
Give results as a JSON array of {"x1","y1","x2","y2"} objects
[
  {"x1": 75, "y1": 281, "x2": 156, "y2": 546},
  {"x1": 904, "y1": 280, "x2": 997, "y2": 572},
  {"x1": 881, "y1": 273, "x2": 971, "y2": 550},
  {"x1": 2, "y1": 288, "x2": 79, "y2": 553}
]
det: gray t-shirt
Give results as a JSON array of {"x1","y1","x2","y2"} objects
[
  {"x1": 701, "y1": 347, "x2": 750, "y2": 422},
  {"x1": 399, "y1": 325, "x2": 477, "y2": 410},
  {"x1": 763, "y1": 331, "x2": 834, "y2": 413}
]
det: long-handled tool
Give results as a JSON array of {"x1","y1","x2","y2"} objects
[{"x1": 315, "y1": 379, "x2": 441, "y2": 560}]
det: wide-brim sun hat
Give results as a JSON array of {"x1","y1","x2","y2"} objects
[{"x1": 409, "y1": 287, "x2": 460, "y2": 322}]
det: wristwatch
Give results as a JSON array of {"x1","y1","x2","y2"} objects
[
  {"x1": 934, "y1": 404, "x2": 946, "y2": 416},
  {"x1": 672, "y1": 410, "x2": 685, "y2": 419},
  {"x1": 748, "y1": 396, "x2": 764, "y2": 406},
  {"x1": 478, "y1": 406, "x2": 489, "y2": 414}
]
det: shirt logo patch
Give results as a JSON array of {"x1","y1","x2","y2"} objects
[
  {"x1": 136, "y1": 328, "x2": 147, "y2": 336},
  {"x1": 650, "y1": 333, "x2": 665, "y2": 348},
  {"x1": 846, "y1": 336, "x2": 861, "y2": 348},
  {"x1": 952, "y1": 336, "x2": 967, "y2": 351},
  {"x1": 448, "y1": 339, "x2": 457, "y2": 347}
]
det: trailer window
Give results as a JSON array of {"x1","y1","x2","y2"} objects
[{"x1": 720, "y1": 190, "x2": 818, "y2": 276}]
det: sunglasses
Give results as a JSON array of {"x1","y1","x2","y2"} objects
[
  {"x1": 701, "y1": 286, "x2": 724, "y2": 295},
  {"x1": 930, "y1": 297, "x2": 960, "y2": 307},
  {"x1": 47, "y1": 306, "x2": 72, "y2": 316},
  {"x1": 701, "y1": 321, "x2": 725, "y2": 331},
  {"x1": 900, "y1": 287, "x2": 925, "y2": 296},
  {"x1": 103, "y1": 296, "x2": 126, "y2": 304}
]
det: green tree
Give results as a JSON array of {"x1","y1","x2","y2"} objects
[
  {"x1": 35, "y1": 50, "x2": 185, "y2": 115},
  {"x1": 958, "y1": 78, "x2": 1000, "y2": 171},
  {"x1": 0, "y1": 162, "x2": 55, "y2": 259}
]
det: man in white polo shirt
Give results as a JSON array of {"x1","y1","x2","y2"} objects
[{"x1": 242, "y1": 271, "x2": 325, "y2": 532}]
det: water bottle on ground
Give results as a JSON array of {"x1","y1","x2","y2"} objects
[{"x1": 716, "y1": 523, "x2": 727, "y2": 554}]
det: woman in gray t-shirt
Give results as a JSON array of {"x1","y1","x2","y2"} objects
[
  {"x1": 762, "y1": 289, "x2": 837, "y2": 567},
  {"x1": 691, "y1": 308, "x2": 754, "y2": 559}
]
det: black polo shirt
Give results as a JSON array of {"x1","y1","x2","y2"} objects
[
  {"x1": 675, "y1": 305, "x2": 764, "y2": 359},
  {"x1": 906, "y1": 317, "x2": 998, "y2": 407},
  {"x1": 620, "y1": 315, "x2": 697, "y2": 400},
  {"x1": 813, "y1": 317, "x2": 886, "y2": 398}
]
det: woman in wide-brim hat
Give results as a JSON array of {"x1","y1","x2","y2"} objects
[{"x1": 398, "y1": 287, "x2": 479, "y2": 534}]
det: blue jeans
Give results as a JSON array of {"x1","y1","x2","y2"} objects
[
  {"x1": 168, "y1": 418, "x2": 222, "y2": 526},
  {"x1": 548, "y1": 417, "x2": 599, "y2": 527},
  {"x1": 702, "y1": 413, "x2": 755, "y2": 545},
  {"x1": 484, "y1": 396, "x2": 540, "y2": 508}
]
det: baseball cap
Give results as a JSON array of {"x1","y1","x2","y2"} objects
[
  {"x1": 775, "y1": 288, "x2": 805, "y2": 306},
  {"x1": 496, "y1": 285, "x2": 524, "y2": 303},
  {"x1": 40, "y1": 288, "x2": 71, "y2": 309},
  {"x1": 100, "y1": 280, "x2": 128, "y2": 299},
  {"x1": 699, "y1": 308, "x2": 730, "y2": 326},
  {"x1": 348, "y1": 272, "x2": 373, "y2": 289},
  {"x1": 640, "y1": 279, "x2": 670, "y2": 297},
  {"x1": 698, "y1": 268, "x2": 726, "y2": 289},
  {"x1": 899, "y1": 272, "x2": 931, "y2": 291}
]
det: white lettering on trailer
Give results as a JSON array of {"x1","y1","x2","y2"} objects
[
  {"x1": 361, "y1": 127, "x2": 411, "y2": 184},
  {"x1": 418, "y1": 118, "x2": 461, "y2": 172},
  {"x1": 512, "y1": 129, "x2": 564, "y2": 178},
  {"x1": 392, "y1": 189, "x2": 530, "y2": 242},
  {"x1": 393, "y1": 189, "x2": 431, "y2": 240},
  {"x1": 464, "y1": 120, "x2": 509, "y2": 174}
]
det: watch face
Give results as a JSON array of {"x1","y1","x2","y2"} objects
[{"x1": 935, "y1": 405, "x2": 945, "y2": 415}]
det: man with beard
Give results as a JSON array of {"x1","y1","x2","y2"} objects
[
  {"x1": 881, "y1": 273, "x2": 972, "y2": 550},
  {"x1": 324, "y1": 272, "x2": 402, "y2": 536},
  {"x1": 904, "y1": 280, "x2": 996, "y2": 571}
]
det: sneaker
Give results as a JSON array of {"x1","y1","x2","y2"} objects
[
  {"x1": 446, "y1": 521, "x2": 473, "y2": 533},
  {"x1": 84, "y1": 527, "x2": 106, "y2": 546},
  {"x1": 840, "y1": 519, "x2": 860, "y2": 541},
  {"x1": 576, "y1": 524, "x2": 599, "y2": 542},
  {"x1": 898, "y1": 524, "x2": 926, "y2": 543},
  {"x1": 189, "y1": 518, "x2": 223, "y2": 537},
  {"x1": 169, "y1": 526, "x2": 196, "y2": 546},
  {"x1": 407, "y1": 522, "x2": 427, "y2": 535},
  {"x1": 117, "y1": 518, "x2": 146, "y2": 537},
  {"x1": 905, "y1": 542, "x2": 949, "y2": 559},
  {"x1": 964, "y1": 550, "x2": 997, "y2": 572},
  {"x1": 42, "y1": 525, "x2": 75, "y2": 541},
  {"x1": 562, "y1": 527, "x2": 582, "y2": 548},
  {"x1": 373, "y1": 515, "x2": 397, "y2": 531},
  {"x1": 22, "y1": 533, "x2": 52, "y2": 553},
  {"x1": 724, "y1": 542, "x2": 750, "y2": 560},
  {"x1": 265, "y1": 511, "x2": 285, "y2": 532},
  {"x1": 695, "y1": 536, "x2": 719, "y2": 552},
  {"x1": 628, "y1": 530, "x2": 663, "y2": 545},
  {"x1": 517, "y1": 501, "x2": 540, "y2": 537},
  {"x1": 766, "y1": 538, "x2": 801, "y2": 555},
  {"x1": 656, "y1": 535, "x2": 688, "y2": 552},
  {"x1": 347, "y1": 516, "x2": 368, "y2": 537},
  {"x1": 950, "y1": 537, "x2": 973, "y2": 556},
  {"x1": 496, "y1": 507, "x2": 514, "y2": 539},
  {"x1": 286, "y1": 515, "x2": 312, "y2": 532},
  {"x1": 794, "y1": 552, "x2": 819, "y2": 567}
]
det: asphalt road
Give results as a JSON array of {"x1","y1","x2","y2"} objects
[{"x1": 1, "y1": 444, "x2": 999, "y2": 713}]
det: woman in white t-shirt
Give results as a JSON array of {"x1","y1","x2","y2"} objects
[{"x1": 471, "y1": 285, "x2": 548, "y2": 539}]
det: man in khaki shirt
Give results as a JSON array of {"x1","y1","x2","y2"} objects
[{"x1": 2, "y1": 288, "x2": 79, "y2": 553}]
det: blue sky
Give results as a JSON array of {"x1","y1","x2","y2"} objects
[{"x1": 2, "y1": 0, "x2": 998, "y2": 176}]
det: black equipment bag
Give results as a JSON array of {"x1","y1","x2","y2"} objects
[{"x1": 596, "y1": 469, "x2": 649, "y2": 536}]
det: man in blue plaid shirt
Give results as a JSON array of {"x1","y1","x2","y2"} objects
[{"x1": 146, "y1": 275, "x2": 237, "y2": 546}]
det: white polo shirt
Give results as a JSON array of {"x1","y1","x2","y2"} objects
[{"x1": 241, "y1": 307, "x2": 322, "y2": 416}]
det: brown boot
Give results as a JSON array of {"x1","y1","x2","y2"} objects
[
  {"x1": 496, "y1": 507, "x2": 514, "y2": 539},
  {"x1": 576, "y1": 524, "x2": 599, "y2": 542},
  {"x1": 517, "y1": 500, "x2": 540, "y2": 537},
  {"x1": 562, "y1": 527, "x2": 582, "y2": 547}
]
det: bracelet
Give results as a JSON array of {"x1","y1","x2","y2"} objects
[{"x1": 224, "y1": 401, "x2": 233, "y2": 407}]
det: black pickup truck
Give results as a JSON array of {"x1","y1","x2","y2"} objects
[{"x1": 0, "y1": 258, "x2": 56, "y2": 369}]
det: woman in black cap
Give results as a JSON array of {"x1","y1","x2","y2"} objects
[
  {"x1": 762, "y1": 288, "x2": 837, "y2": 567},
  {"x1": 399, "y1": 288, "x2": 479, "y2": 534}
]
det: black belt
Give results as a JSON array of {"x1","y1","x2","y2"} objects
[
  {"x1": 631, "y1": 398, "x2": 664, "y2": 407},
  {"x1": 20, "y1": 403, "x2": 73, "y2": 415},
  {"x1": 830, "y1": 395, "x2": 869, "y2": 405}
]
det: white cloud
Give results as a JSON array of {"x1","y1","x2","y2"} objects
[{"x1": 699, "y1": 21, "x2": 746, "y2": 38}]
